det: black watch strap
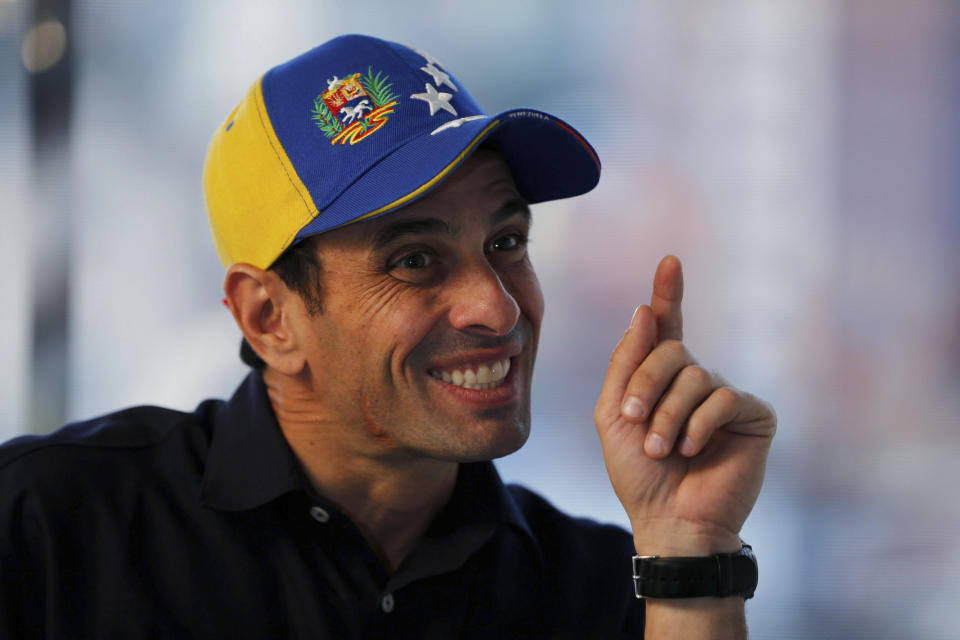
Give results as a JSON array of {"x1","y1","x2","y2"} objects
[{"x1": 632, "y1": 543, "x2": 757, "y2": 599}]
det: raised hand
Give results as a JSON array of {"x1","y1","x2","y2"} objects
[{"x1": 594, "y1": 256, "x2": 776, "y2": 556}]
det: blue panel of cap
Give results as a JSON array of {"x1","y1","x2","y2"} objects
[{"x1": 260, "y1": 35, "x2": 486, "y2": 217}]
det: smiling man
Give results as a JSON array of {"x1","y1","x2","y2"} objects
[
  {"x1": 231, "y1": 149, "x2": 546, "y2": 572},
  {"x1": 0, "y1": 35, "x2": 775, "y2": 638}
]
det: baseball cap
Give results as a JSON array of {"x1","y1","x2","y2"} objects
[{"x1": 204, "y1": 34, "x2": 601, "y2": 269}]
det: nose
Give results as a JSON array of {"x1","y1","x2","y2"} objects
[{"x1": 447, "y1": 262, "x2": 520, "y2": 336}]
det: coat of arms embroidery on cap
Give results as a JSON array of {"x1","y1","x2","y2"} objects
[{"x1": 311, "y1": 67, "x2": 399, "y2": 145}]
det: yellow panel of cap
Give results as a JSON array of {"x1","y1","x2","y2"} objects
[{"x1": 204, "y1": 75, "x2": 319, "y2": 269}]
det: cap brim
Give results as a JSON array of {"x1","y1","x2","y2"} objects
[{"x1": 295, "y1": 108, "x2": 601, "y2": 240}]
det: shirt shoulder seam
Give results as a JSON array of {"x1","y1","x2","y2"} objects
[{"x1": 0, "y1": 408, "x2": 196, "y2": 472}]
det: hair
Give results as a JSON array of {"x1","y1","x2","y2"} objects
[{"x1": 239, "y1": 236, "x2": 323, "y2": 370}]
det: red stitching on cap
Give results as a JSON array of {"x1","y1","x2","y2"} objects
[{"x1": 554, "y1": 120, "x2": 600, "y2": 171}]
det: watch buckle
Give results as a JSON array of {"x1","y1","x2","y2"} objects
[{"x1": 631, "y1": 555, "x2": 657, "y2": 599}]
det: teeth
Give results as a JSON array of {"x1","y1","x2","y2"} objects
[
  {"x1": 429, "y1": 358, "x2": 512, "y2": 390},
  {"x1": 476, "y1": 365, "x2": 491, "y2": 384}
]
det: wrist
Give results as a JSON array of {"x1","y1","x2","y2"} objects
[
  {"x1": 631, "y1": 520, "x2": 741, "y2": 557},
  {"x1": 644, "y1": 597, "x2": 747, "y2": 639}
]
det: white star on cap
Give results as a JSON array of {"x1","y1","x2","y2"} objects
[
  {"x1": 415, "y1": 49, "x2": 446, "y2": 70},
  {"x1": 410, "y1": 83, "x2": 458, "y2": 117},
  {"x1": 420, "y1": 62, "x2": 457, "y2": 92},
  {"x1": 431, "y1": 115, "x2": 488, "y2": 135}
]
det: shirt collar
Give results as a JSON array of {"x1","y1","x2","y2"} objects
[
  {"x1": 462, "y1": 460, "x2": 536, "y2": 545},
  {"x1": 384, "y1": 461, "x2": 541, "y2": 591},
  {"x1": 200, "y1": 372, "x2": 309, "y2": 511}
]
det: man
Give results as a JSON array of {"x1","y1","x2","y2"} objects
[{"x1": 0, "y1": 35, "x2": 775, "y2": 638}]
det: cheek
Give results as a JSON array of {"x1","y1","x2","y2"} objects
[{"x1": 351, "y1": 282, "x2": 441, "y2": 369}]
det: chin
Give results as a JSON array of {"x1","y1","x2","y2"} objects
[{"x1": 446, "y1": 420, "x2": 531, "y2": 463}]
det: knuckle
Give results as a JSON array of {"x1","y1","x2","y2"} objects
[
  {"x1": 629, "y1": 366, "x2": 656, "y2": 391},
  {"x1": 715, "y1": 386, "x2": 741, "y2": 408},
  {"x1": 765, "y1": 400, "x2": 778, "y2": 428},
  {"x1": 659, "y1": 339, "x2": 695, "y2": 364},
  {"x1": 754, "y1": 393, "x2": 776, "y2": 417},
  {"x1": 679, "y1": 364, "x2": 711, "y2": 387},
  {"x1": 751, "y1": 394, "x2": 778, "y2": 436},
  {"x1": 660, "y1": 339, "x2": 684, "y2": 357},
  {"x1": 628, "y1": 370, "x2": 657, "y2": 396},
  {"x1": 652, "y1": 406, "x2": 677, "y2": 430}
]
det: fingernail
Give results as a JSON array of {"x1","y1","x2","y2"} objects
[
  {"x1": 645, "y1": 433, "x2": 667, "y2": 457},
  {"x1": 679, "y1": 437, "x2": 695, "y2": 456},
  {"x1": 629, "y1": 305, "x2": 642, "y2": 329},
  {"x1": 622, "y1": 396, "x2": 646, "y2": 420}
]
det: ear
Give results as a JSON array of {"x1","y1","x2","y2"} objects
[{"x1": 223, "y1": 263, "x2": 307, "y2": 376}]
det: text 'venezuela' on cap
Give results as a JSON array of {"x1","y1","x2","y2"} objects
[{"x1": 203, "y1": 34, "x2": 602, "y2": 270}]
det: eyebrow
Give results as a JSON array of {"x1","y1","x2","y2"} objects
[
  {"x1": 495, "y1": 197, "x2": 532, "y2": 226},
  {"x1": 371, "y1": 197, "x2": 531, "y2": 249},
  {"x1": 372, "y1": 217, "x2": 455, "y2": 249}
]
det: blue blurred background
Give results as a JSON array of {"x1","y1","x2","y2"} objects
[{"x1": 2, "y1": 0, "x2": 958, "y2": 637}]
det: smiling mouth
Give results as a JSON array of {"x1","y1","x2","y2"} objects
[{"x1": 428, "y1": 358, "x2": 512, "y2": 390}]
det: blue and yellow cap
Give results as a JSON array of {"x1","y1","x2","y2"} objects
[{"x1": 204, "y1": 34, "x2": 601, "y2": 269}]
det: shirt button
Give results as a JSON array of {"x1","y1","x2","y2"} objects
[
  {"x1": 381, "y1": 593, "x2": 395, "y2": 613},
  {"x1": 309, "y1": 506, "x2": 330, "y2": 523}
]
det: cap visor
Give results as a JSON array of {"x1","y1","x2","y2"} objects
[{"x1": 296, "y1": 108, "x2": 601, "y2": 239}]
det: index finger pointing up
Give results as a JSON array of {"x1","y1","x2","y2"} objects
[{"x1": 651, "y1": 255, "x2": 684, "y2": 342}]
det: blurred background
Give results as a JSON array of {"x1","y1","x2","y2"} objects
[{"x1": 1, "y1": 0, "x2": 958, "y2": 636}]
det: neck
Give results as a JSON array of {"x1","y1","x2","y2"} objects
[{"x1": 262, "y1": 367, "x2": 458, "y2": 573}]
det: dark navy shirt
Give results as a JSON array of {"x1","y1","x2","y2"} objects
[{"x1": 0, "y1": 373, "x2": 644, "y2": 638}]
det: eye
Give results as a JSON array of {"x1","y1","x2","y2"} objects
[
  {"x1": 488, "y1": 232, "x2": 527, "y2": 253},
  {"x1": 391, "y1": 251, "x2": 435, "y2": 270},
  {"x1": 387, "y1": 250, "x2": 438, "y2": 284}
]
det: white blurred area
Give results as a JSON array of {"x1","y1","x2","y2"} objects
[{"x1": 2, "y1": 0, "x2": 959, "y2": 637}]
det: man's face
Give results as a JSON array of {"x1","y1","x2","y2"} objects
[{"x1": 296, "y1": 150, "x2": 544, "y2": 462}]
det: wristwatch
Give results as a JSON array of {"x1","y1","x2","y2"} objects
[{"x1": 632, "y1": 543, "x2": 757, "y2": 599}]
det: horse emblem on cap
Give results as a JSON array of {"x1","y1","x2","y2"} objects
[{"x1": 311, "y1": 67, "x2": 399, "y2": 145}]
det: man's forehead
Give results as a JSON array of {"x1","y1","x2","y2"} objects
[{"x1": 367, "y1": 196, "x2": 530, "y2": 247}]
